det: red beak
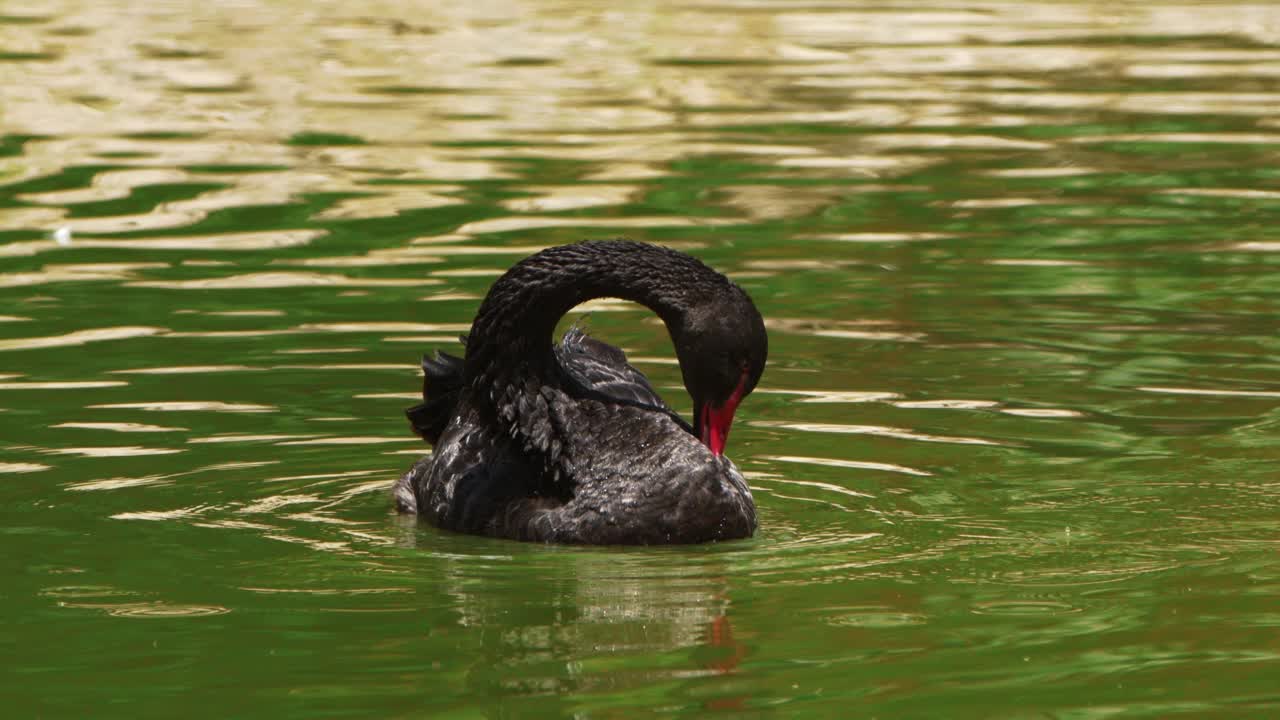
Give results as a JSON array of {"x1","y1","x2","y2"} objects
[{"x1": 697, "y1": 373, "x2": 748, "y2": 456}]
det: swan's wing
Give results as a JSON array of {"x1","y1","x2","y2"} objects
[
  {"x1": 405, "y1": 346, "x2": 465, "y2": 446},
  {"x1": 555, "y1": 326, "x2": 678, "y2": 414}
]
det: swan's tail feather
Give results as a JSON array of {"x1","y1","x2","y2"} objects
[{"x1": 406, "y1": 345, "x2": 465, "y2": 446}]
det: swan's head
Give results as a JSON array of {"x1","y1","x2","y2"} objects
[{"x1": 673, "y1": 284, "x2": 768, "y2": 456}]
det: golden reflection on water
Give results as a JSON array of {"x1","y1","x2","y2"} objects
[
  {"x1": 5, "y1": 0, "x2": 1275, "y2": 265},
  {"x1": 0, "y1": 380, "x2": 128, "y2": 389},
  {"x1": 752, "y1": 420, "x2": 1004, "y2": 446},
  {"x1": 66, "y1": 475, "x2": 177, "y2": 492},
  {"x1": 0, "y1": 326, "x2": 165, "y2": 351},
  {"x1": 0, "y1": 462, "x2": 52, "y2": 473},
  {"x1": 766, "y1": 454, "x2": 933, "y2": 477},
  {"x1": 42, "y1": 580, "x2": 231, "y2": 617},
  {"x1": 56, "y1": 417, "x2": 185, "y2": 427},
  {"x1": 186, "y1": 434, "x2": 316, "y2": 444},
  {"x1": 47, "y1": 445, "x2": 185, "y2": 457},
  {"x1": 127, "y1": 271, "x2": 431, "y2": 289},
  {"x1": 89, "y1": 400, "x2": 276, "y2": 412}
]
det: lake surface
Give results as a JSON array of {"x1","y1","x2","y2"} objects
[{"x1": 3, "y1": 1, "x2": 1279, "y2": 716}]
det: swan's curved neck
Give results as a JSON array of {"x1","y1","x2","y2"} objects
[{"x1": 463, "y1": 240, "x2": 725, "y2": 385}]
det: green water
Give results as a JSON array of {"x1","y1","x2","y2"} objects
[{"x1": 4, "y1": 1, "x2": 1279, "y2": 716}]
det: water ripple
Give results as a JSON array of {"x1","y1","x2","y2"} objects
[
  {"x1": 5, "y1": 1, "x2": 1280, "y2": 714},
  {"x1": 753, "y1": 420, "x2": 1004, "y2": 447},
  {"x1": 0, "y1": 326, "x2": 165, "y2": 351},
  {"x1": 89, "y1": 401, "x2": 276, "y2": 413},
  {"x1": 764, "y1": 455, "x2": 933, "y2": 478}
]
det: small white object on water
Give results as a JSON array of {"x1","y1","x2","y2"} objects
[{"x1": 53, "y1": 227, "x2": 73, "y2": 246}]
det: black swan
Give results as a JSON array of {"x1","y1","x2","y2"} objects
[{"x1": 394, "y1": 240, "x2": 767, "y2": 544}]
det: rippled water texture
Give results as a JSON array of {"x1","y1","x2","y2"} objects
[{"x1": 4, "y1": 1, "x2": 1279, "y2": 716}]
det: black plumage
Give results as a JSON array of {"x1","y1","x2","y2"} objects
[{"x1": 394, "y1": 240, "x2": 768, "y2": 544}]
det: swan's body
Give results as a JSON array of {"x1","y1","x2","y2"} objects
[{"x1": 394, "y1": 240, "x2": 767, "y2": 545}]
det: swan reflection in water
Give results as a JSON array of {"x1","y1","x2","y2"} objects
[{"x1": 392, "y1": 516, "x2": 751, "y2": 707}]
